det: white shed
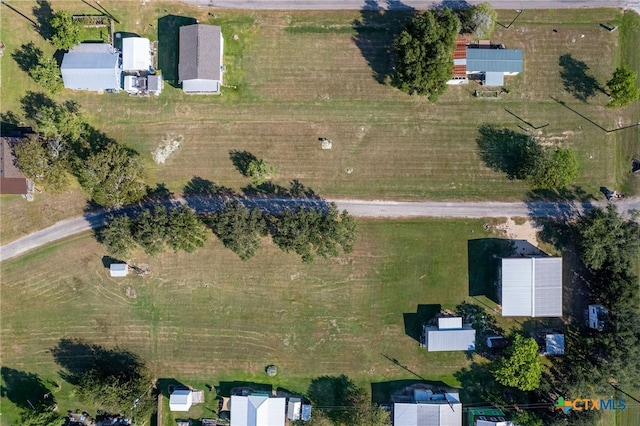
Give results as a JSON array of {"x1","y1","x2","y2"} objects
[
  {"x1": 287, "y1": 397, "x2": 301, "y2": 421},
  {"x1": 109, "y1": 263, "x2": 128, "y2": 277},
  {"x1": 170, "y1": 389, "x2": 193, "y2": 412},
  {"x1": 122, "y1": 37, "x2": 152, "y2": 73}
]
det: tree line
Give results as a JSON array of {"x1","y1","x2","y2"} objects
[{"x1": 102, "y1": 200, "x2": 356, "y2": 263}]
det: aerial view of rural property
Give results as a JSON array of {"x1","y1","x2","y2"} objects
[{"x1": 1, "y1": 0, "x2": 639, "y2": 425}]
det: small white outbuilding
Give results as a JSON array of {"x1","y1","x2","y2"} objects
[
  {"x1": 109, "y1": 263, "x2": 128, "y2": 277},
  {"x1": 170, "y1": 389, "x2": 193, "y2": 412},
  {"x1": 122, "y1": 37, "x2": 152, "y2": 73}
]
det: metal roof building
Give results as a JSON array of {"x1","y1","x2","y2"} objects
[
  {"x1": 542, "y1": 333, "x2": 565, "y2": 356},
  {"x1": 423, "y1": 317, "x2": 476, "y2": 352},
  {"x1": 179, "y1": 24, "x2": 224, "y2": 94},
  {"x1": 466, "y1": 49, "x2": 524, "y2": 73},
  {"x1": 501, "y1": 257, "x2": 563, "y2": 317},
  {"x1": 109, "y1": 263, "x2": 128, "y2": 277},
  {"x1": 230, "y1": 394, "x2": 286, "y2": 426},
  {"x1": 61, "y1": 43, "x2": 121, "y2": 92},
  {"x1": 122, "y1": 37, "x2": 152, "y2": 72},
  {"x1": 393, "y1": 389, "x2": 462, "y2": 426},
  {"x1": 0, "y1": 136, "x2": 29, "y2": 195}
]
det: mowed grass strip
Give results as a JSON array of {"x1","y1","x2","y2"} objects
[{"x1": 0, "y1": 218, "x2": 506, "y2": 422}]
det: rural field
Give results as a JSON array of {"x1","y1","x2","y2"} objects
[
  {"x1": 1, "y1": 2, "x2": 639, "y2": 245},
  {"x1": 1, "y1": 217, "x2": 511, "y2": 424}
]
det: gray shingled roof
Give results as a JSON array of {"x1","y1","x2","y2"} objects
[
  {"x1": 466, "y1": 48, "x2": 523, "y2": 73},
  {"x1": 179, "y1": 24, "x2": 222, "y2": 82}
]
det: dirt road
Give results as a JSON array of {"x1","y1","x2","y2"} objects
[{"x1": 1, "y1": 197, "x2": 638, "y2": 262}]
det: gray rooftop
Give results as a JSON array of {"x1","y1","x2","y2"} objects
[
  {"x1": 179, "y1": 24, "x2": 223, "y2": 82},
  {"x1": 501, "y1": 257, "x2": 563, "y2": 317},
  {"x1": 466, "y1": 48, "x2": 523, "y2": 73},
  {"x1": 424, "y1": 325, "x2": 476, "y2": 352}
]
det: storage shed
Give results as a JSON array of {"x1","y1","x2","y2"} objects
[
  {"x1": 61, "y1": 43, "x2": 121, "y2": 92},
  {"x1": 109, "y1": 263, "x2": 128, "y2": 277},
  {"x1": 423, "y1": 317, "x2": 476, "y2": 352},
  {"x1": 122, "y1": 37, "x2": 152, "y2": 72},
  {"x1": 170, "y1": 389, "x2": 193, "y2": 412}
]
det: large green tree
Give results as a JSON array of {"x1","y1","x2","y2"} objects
[
  {"x1": 133, "y1": 206, "x2": 168, "y2": 256},
  {"x1": 528, "y1": 147, "x2": 579, "y2": 189},
  {"x1": 606, "y1": 65, "x2": 640, "y2": 108},
  {"x1": 210, "y1": 200, "x2": 267, "y2": 260},
  {"x1": 20, "y1": 409, "x2": 64, "y2": 426},
  {"x1": 100, "y1": 215, "x2": 136, "y2": 259},
  {"x1": 29, "y1": 55, "x2": 63, "y2": 94},
  {"x1": 271, "y1": 203, "x2": 356, "y2": 263},
  {"x1": 77, "y1": 142, "x2": 146, "y2": 207},
  {"x1": 393, "y1": 8, "x2": 460, "y2": 100},
  {"x1": 49, "y1": 11, "x2": 81, "y2": 50},
  {"x1": 246, "y1": 158, "x2": 276, "y2": 185},
  {"x1": 577, "y1": 204, "x2": 640, "y2": 274},
  {"x1": 469, "y1": 2, "x2": 497, "y2": 39},
  {"x1": 13, "y1": 136, "x2": 68, "y2": 192},
  {"x1": 166, "y1": 205, "x2": 209, "y2": 253},
  {"x1": 493, "y1": 334, "x2": 543, "y2": 391}
]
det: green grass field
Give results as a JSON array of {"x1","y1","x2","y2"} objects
[
  {"x1": 0, "y1": 218, "x2": 510, "y2": 424},
  {"x1": 1, "y1": 4, "x2": 639, "y2": 245}
]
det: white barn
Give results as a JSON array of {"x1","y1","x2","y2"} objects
[
  {"x1": 61, "y1": 43, "x2": 121, "y2": 92},
  {"x1": 500, "y1": 257, "x2": 563, "y2": 317},
  {"x1": 109, "y1": 263, "x2": 128, "y2": 277}
]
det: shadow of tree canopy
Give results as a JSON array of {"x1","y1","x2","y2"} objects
[
  {"x1": 242, "y1": 179, "x2": 318, "y2": 199},
  {"x1": 307, "y1": 375, "x2": 363, "y2": 424},
  {"x1": 157, "y1": 15, "x2": 197, "y2": 85},
  {"x1": 0, "y1": 111, "x2": 22, "y2": 134},
  {"x1": 229, "y1": 150, "x2": 258, "y2": 178},
  {"x1": 0, "y1": 367, "x2": 56, "y2": 410},
  {"x1": 20, "y1": 91, "x2": 56, "y2": 119},
  {"x1": 50, "y1": 338, "x2": 145, "y2": 385},
  {"x1": 476, "y1": 124, "x2": 542, "y2": 180},
  {"x1": 559, "y1": 54, "x2": 603, "y2": 102},
  {"x1": 353, "y1": 0, "x2": 416, "y2": 84},
  {"x1": 183, "y1": 176, "x2": 236, "y2": 198},
  {"x1": 11, "y1": 42, "x2": 43, "y2": 73},
  {"x1": 142, "y1": 182, "x2": 174, "y2": 203},
  {"x1": 33, "y1": 0, "x2": 54, "y2": 41},
  {"x1": 370, "y1": 379, "x2": 450, "y2": 405}
]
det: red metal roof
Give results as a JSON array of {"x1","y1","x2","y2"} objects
[
  {"x1": 453, "y1": 65, "x2": 467, "y2": 77},
  {"x1": 453, "y1": 39, "x2": 467, "y2": 59}
]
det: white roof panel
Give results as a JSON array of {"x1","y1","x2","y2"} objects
[
  {"x1": 426, "y1": 327, "x2": 476, "y2": 351},
  {"x1": 122, "y1": 37, "x2": 151, "y2": 72},
  {"x1": 438, "y1": 317, "x2": 463, "y2": 330}
]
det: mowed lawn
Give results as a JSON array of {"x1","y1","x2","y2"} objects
[
  {"x1": 1, "y1": 4, "x2": 639, "y2": 244},
  {"x1": 0, "y1": 218, "x2": 504, "y2": 423}
]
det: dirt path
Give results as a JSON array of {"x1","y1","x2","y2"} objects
[{"x1": 1, "y1": 196, "x2": 638, "y2": 263}]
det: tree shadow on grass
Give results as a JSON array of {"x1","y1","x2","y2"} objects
[
  {"x1": 229, "y1": 150, "x2": 258, "y2": 178},
  {"x1": 403, "y1": 304, "x2": 441, "y2": 342},
  {"x1": 33, "y1": 0, "x2": 54, "y2": 41},
  {"x1": 559, "y1": 54, "x2": 604, "y2": 102},
  {"x1": 468, "y1": 238, "x2": 515, "y2": 302},
  {"x1": 476, "y1": 124, "x2": 542, "y2": 181},
  {"x1": 157, "y1": 15, "x2": 197, "y2": 86},
  {"x1": 11, "y1": 42, "x2": 43, "y2": 73},
  {"x1": 307, "y1": 375, "x2": 362, "y2": 424},
  {"x1": 50, "y1": 337, "x2": 145, "y2": 385},
  {"x1": 0, "y1": 367, "x2": 55, "y2": 410},
  {"x1": 370, "y1": 379, "x2": 451, "y2": 404},
  {"x1": 353, "y1": 0, "x2": 416, "y2": 84}
]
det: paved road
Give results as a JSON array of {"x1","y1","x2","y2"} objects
[
  {"x1": 1, "y1": 197, "x2": 638, "y2": 262},
  {"x1": 184, "y1": 0, "x2": 632, "y2": 11}
]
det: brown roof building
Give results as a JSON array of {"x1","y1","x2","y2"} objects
[
  {"x1": 178, "y1": 24, "x2": 224, "y2": 94},
  {"x1": 0, "y1": 136, "x2": 29, "y2": 195}
]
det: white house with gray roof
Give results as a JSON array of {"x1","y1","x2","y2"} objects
[
  {"x1": 393, "y1": 388, "x2": 462, "y2": 426},
  {"x1": 178, "y1": 24, "x2": 224, "y2": 94},
  {"x1": 422, "y1": 317, "x2": 476, "y2": 352},
  {"x1": 500, "y1": 257, "x2": 563, "y2": 317},
  {"x1": 447, "y1": 43, "x2": 524, "y2": 87},
  {"x1": 60, "y1": 43, "x2": 121, "y2": 92}
]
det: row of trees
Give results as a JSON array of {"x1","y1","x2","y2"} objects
[
  {"x1": 101, "y1": 205, "x2": 209, "y2": 258},
  {"x1": 102, "y1": 200, "x2": 357, "y2": 263},
  {"x1": 12, "y1": 93, "x2": 146, "y2": 207}
]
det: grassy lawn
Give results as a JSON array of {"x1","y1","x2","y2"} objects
[
  {"x1": 0, "y1": 217, "x2": 513, "y2": 424},
  {"x1": 0, "y1": 5, "x2": 637, "y2": 229}
]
